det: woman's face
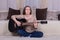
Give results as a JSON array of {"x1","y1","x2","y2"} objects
[{"x1": 25, "y1": 7, "x2": 31, "y2": 15}]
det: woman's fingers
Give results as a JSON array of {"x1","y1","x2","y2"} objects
[{"x1": 16, "y1": 21, "x2": 21, "y2": 26}]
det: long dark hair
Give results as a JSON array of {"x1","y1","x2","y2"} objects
[{"x1": 23, "y1": 6, "x2": 32, "y2": 15}]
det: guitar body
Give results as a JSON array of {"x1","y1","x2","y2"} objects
[
  {"x1": 8, "y1": 18, "x2": 27, "y2": 32},
  {"x1": 8, "y1": 18, "x2": 35, "y2": 33}
]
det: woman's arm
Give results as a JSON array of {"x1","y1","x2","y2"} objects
[
  {"x1": 11, "y1": 15, "x2": 24, "y2": 26},
  {"x1": 11, "y1": 15, "x2": 24, "y2": 22},
  {"x1": 34, "y1": 19, "x2": 38, "y2": 29},
  {"x1": 32, "y1": 16, "x2": 38, "y2": 29}
]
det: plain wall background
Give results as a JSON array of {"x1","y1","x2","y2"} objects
[{"x1": 0, "y1": 0, "x2": 48, "y2": 12}]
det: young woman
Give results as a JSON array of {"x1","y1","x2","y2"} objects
[{"x1": 11, "y1": 6, "x2": 43, "y2": 37}]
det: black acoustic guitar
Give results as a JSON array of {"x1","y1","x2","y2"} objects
[
  {"x1": 8, "y1": 18, "x2": 35, "y2": 32},
  {"x1": 8, "y1": 18, "x2": 42, "y2": 33},
  {"x1": 8, "y1": 18, "x2": 27, "y2": 32}
]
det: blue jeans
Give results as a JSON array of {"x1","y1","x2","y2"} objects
[{"x1": 16, "y1": 29, "x2": 43, "y2": 37}]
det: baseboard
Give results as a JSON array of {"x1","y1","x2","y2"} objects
[
  {"x1": 47, "y1": 10, "x2": 60, "y2": 13},
  {"x1": 0, "y1": 10, "x2": 8, "y2": 13}
]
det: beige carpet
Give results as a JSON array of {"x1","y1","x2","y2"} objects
[{"x1": 0, "y1": 36, "x2": 60, "y2": 40}]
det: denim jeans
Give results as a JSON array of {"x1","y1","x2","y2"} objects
[{"x1": 16, "y1": 29, "x2": 43, "y2": 38}]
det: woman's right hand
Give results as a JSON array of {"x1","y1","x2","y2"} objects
[{"x1": 15, "y1": 21, "x2": 21, "y2": 26}]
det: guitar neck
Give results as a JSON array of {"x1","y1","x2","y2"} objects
[{"x1": 22, "y1": 22, "x2": 40, "y2": 26}]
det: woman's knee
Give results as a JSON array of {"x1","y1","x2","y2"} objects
[
  {"x1": 38, "y1": 31, "x2": 43, "y2": 37},
  {"x1": 30, "y1": 31, "x2": 43, "y2": 37},
  {"x1": 35, "y1": 31, "x2": 43, "y2": 37}
]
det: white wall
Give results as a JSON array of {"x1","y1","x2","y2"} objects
[
  {"x1": 19, "y1": 0, "x2": 47, "y2": 9},
  {"x1": 0, "y1": 0, "x2": 48, "y2": 12},
  {"x1": 24, "y1": 0, "x2": 40, "y2": 8},
  {"x1": 0, "y1": 0, "x2": 8, "y2": 12},
  {"x1": 0, "y1": 0, "x2": 19, "y2": 12},
  {"x1": 8, "y1": 0, "x2": 18, "y2": 10},
  {"x1": 48, "y1": 0, "x2": 60, "y2": 11}
]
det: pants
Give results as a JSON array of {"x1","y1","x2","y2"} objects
[{"x1": 16, "y1": 29, "x2": 43, "y2": 38}]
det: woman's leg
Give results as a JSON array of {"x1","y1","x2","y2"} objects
[
  {"x1": 30, "y1": 31, "x2": 43, "y2": 38},
  {"x1": 16, "y1": 29, "x2": 30, "y2": 37}
]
